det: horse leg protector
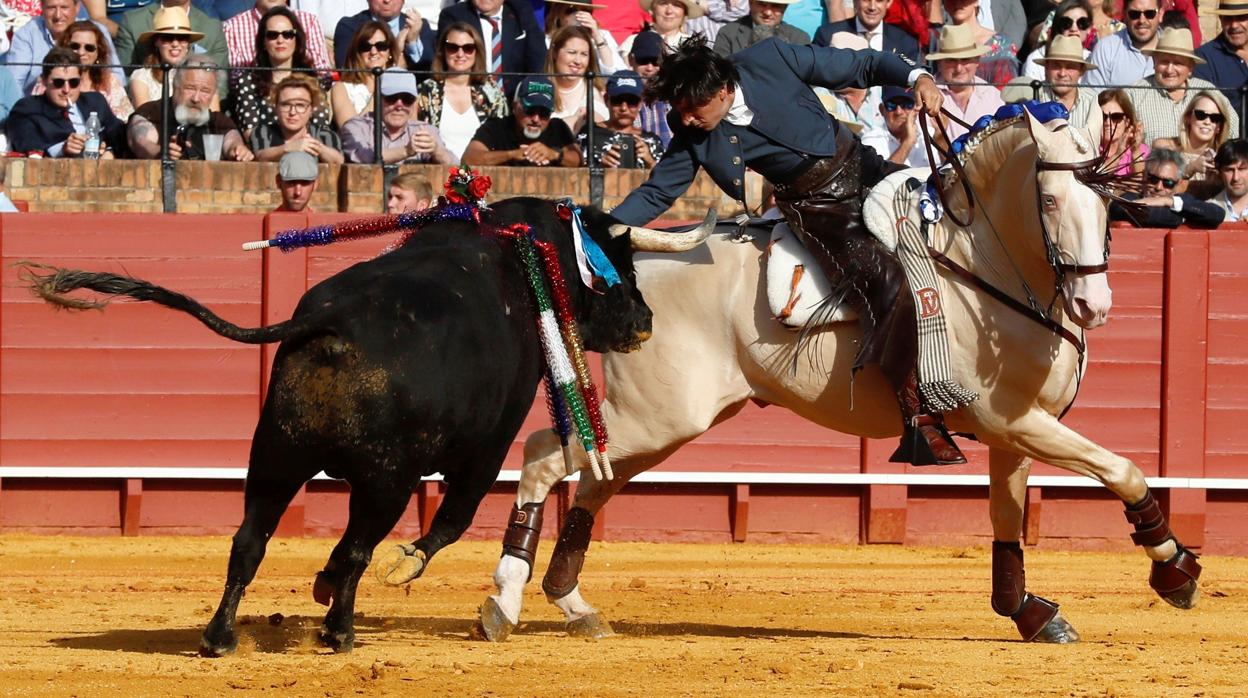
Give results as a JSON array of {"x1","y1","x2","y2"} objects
[
  {"x1": 990, "y1": 541, "x2": 1026, "y2": 617},
  {"x1": 542, "y1": 507, "x2": 594, "y2": 599},
  {"x1": 1124, "y1": 491, "x2": 1202, "y2": 603},
  {"x1": 501, "y1": 503, "x2": 544, "y2": 581}
]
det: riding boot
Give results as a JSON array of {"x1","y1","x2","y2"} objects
[{"x1": 889, "y1": 368, "x2": 967, "y2": 465}]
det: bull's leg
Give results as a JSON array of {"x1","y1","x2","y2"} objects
[
  {"x1": 987, "y1": 447, "x2": 1078, "y2": 643},
  {"x1": 316, "y1": 482, "x2": 412, "y2": 653},
  {"x1": 986, "y1": 411, "x2": 1200, "y2": 609},
  {"x1": 200, "y1": 471, "x2": 307, "y2": 657}
]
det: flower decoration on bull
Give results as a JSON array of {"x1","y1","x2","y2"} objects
[{"x1": 442, "y1": 166, "x2": 493, "y2": 206}]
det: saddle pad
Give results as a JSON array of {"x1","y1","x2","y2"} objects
[
  {"x1": 765, "y1": 220, "x2": 857, "y2": 329},
  {"x1": 861, "y1": 167, "x2": 932, "y2": 253}
]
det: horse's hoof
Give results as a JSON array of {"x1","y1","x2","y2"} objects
[
  {"x1": 566, "y1": 613, "x2": 614, "y2": 639},
  {"x1": 476, "y1": 597, "x2": 516, "y2": 643},
  {"x1": 312, "y1": 571, "x2": 335, "y2": 607},
  {"x1": 198, "y1": 632, "x2": 237, "y2": 658},
  {"x1": 374, "y1": 544, "x2": 425, "y2": 586},
  {"x1": 1031, "y1": 612, "x2": 1080, "y2": 644},
  {"x1": 1159, "y1": 580, "x2": 1200, "y2": 610},
  {"x1": 318, "y1": 626, "x2": 355, "y2": 654}
]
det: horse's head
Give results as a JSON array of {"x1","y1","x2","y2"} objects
[{"x1": 1024, "y1": 108, "x2": 1112, "y2": 330}]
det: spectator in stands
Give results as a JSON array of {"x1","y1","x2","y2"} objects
[
  {"x1": 546, "y1": 25, "x2": 606, "y2": 134},
  {"x1": 1002, "y1": 35, "x2": 1099, "y2": 129},
  {"x1": 579, "y1": 71, "x2": 663, "y2": 168},
  {"x1": 685, "y1": 0, "x2": 750, "y2": 44},
  {"x1": 713, "y1": 0, "x2": 809, "y2": 56},
  {"x1": 415, "y1": 22, "x2": 508, "y2": 161},
  {"x1": 230, "y1": 6, "x2": 332, "y2": 139},
  {"x1": 1175, "y1": 91, "x2": 1232, "y2": 197},
  {"x1": 861, "y1": 85, "x2": 930, "y2": 167},
  {"x1": 297, "y1": 0, "x2": 368, "y2": 48},
  {"x1": 128, "y1": 7, "x2": 216, "y2": 110},
  {"x1": 7, "y1": 48, "x2": 126, "y2": 157},
  {"x1": 334, "y1": 0, "x2": 434, "y2": 71},
  {"x1": 1128, "y1": 28, "x2": 1237, "y2": 147},
  {"x1": 387, "y1": 171, "x2": 433, "y2": 213},
  {"x1": 250, "y1": 74, "x2": 343, "y2": 163},
  {"x1": 1195, "y1": 1, "x2": 1248, "y2": 125},
  {"x1": 630, "y1": 30, "x2": 672, "y2": 147},
  {"x1": 932, "y1": 0, "x2": 1019, "y2": 86},
  {"x1": 1109, "y1": 148, "x2": 1224, "y2": 227},
  {"x1": 619, "y1": 0, "x2": 702, "y2": 60},
  {"x1": 1210, "y1": 138, "x2": 1248, "y2": 221},
  {"x1": 341, "y1": 67, "x2": 455, "y2": 164},
  {"x1": 1020, "y1": 0, "x2": 1092, "y2": 81},
  {"x1": 116, "y1": 0, "x2": 229, "y2": 81},
  {"x1": 224, "y1": 0, "x2": 332, "y2": 71},
  {"x1": 821, "y1": 32, "x2": 884, "y2": 137},
  {"x1": 1088, "y1": 0, "x2": 1123, "y2": 40},
  {"x1": 813, "y1": 0, "x2": 920, "y2": 63},
  {"x1": 438, "y1": 0, "x2": 545, "y2": 97},
  {"x1": 330, "y1": 21, "x2": 396, "y2": 128},
  {"x1": 545, "y1": 0, "x2": 622, "y2": 74},
  {"x1": 35, "y1": 21, "x2": 135, "y2": 120},
  {"x1": 929, "y1": 24, "x2": 1005, "y2": 140},
  {"x1": 0, "y1": 70, "x2": 18, "y2": 153},
  {"x1": 1099, "y1": 88, "x2": 1147, "y2": 176},
  {"x1": 461, "y1": 75, "x2": 581, "y2": 166},
  {"x1": 128, "y1": 56, "x2": 254, "y2": 160},
  {"x1": 7, "y1": 0, "x2": 124, "y2": 95},
  {"x1": 1084, "y1": 0, "x2": 1159, "y2": 89},
  {"x1": 274, "y1": 150, "x2": 319, "y2": 213}
]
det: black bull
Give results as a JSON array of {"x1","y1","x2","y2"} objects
[{"x1": 22, "y1": 198, "x2": 654, "y2": 656}]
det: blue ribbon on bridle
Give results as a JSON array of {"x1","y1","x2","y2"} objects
[
  {"x1": 951, "y1": 101, "x2": 1072, "y2": 155},
  {"x1": 572, "y1": 206, "x2": 621, "y2": 288}
]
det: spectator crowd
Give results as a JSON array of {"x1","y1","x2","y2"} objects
[{"x1": 0, "y1": 0, "x2": 1245, "y2": 223}]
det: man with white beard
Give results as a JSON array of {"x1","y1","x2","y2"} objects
[
  {"x1": 461, "y1": 76, "x2": 581, "y2": 167},
  {"x1": 128, "y1": 56, "x2": 254, "y2": 161}
]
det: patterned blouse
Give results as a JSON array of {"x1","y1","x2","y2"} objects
[
  {"x1": 228, "y1": 69, "x2": 333, "y2": 136},
  {"x1": 414, "y1": 78, "x2": 509, "y2": 128}
]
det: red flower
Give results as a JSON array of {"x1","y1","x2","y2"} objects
[
  {"x1": 468, "y1": 175, "x2": 492, "y2": 200},
  {"x1": 444, "y1": 188, "x2": 467, "y2": 204}
]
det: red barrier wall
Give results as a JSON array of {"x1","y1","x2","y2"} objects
[{"x1": 1, "y1": 214, "x2": 1245, "y2": 553}]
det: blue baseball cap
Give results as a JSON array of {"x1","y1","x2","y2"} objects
[
  {"x1": 516, "y1": 76, "x2": 555, "y2": 110},
  {"x1": 881, "y1": 86, "x2": 915, "y2": 105},
  {"x1": 607, "y1": 71, "x2": 644, "y2": 99},
  {"x1": 629, "y1": 30, "x2": 664, "y2": 61}
]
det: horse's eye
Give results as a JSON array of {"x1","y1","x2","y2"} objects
[{"x1": 1041, "y1": 195, "x2": 1057, "y2": 208}]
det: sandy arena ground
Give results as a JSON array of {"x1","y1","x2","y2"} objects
[{"x1": 0, "y1": 535, "x2": 1245, "y2": 697}]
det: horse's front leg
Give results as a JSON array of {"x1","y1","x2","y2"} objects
[{"x1": 987, "y1": 447, "x2": 1079, "y2": 643}]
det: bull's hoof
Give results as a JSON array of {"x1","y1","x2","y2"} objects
[
  {"x1": 1030, "y1": 612, "x2": 1080, "y2": 644},
  {"x1": 374, "y1": 544, "x2": 427, "y2": 586},
  {"x1": 476, "y1": 597, "x2": 516, "y2": 643},
  {"x1": 566, "y1": 613, "x2": 614, "y2": 640},
  {"x1": 318, "y1": 626, "x2": 355, "y2": 654},
  {"x1": 1159, "y1": 580, "x2": 1200, "y2": 610},
  {"x1": 312, "y1": 571, "x2": 335, "y2": 607}
]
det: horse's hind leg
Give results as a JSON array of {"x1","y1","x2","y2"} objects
[
  {"x1": 989, "y1": 412, "x2": 1201, "y2": 609},
  {"x1": 987, "y1": 447, "x2": 1079, "y2": 643}
]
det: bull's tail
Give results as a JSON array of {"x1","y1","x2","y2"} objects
[{"x1": 19, "y1": 262, "x2": 322, "y2": 345}]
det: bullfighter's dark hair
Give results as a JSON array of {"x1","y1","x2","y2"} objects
[
  {"x1": 644, "y1": 34, "x2": 738, "y2": 107},
  {"x1": 40, "y1": 47, "x2": 81, "y2": 79}
]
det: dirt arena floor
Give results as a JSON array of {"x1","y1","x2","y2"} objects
[{"x1": 1, "y1": 536, "x2": 1245, "y2": 697}]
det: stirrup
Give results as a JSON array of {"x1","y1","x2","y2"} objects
[{"x1": 889, "y1": 419, "x2": 967, "y2": 466}]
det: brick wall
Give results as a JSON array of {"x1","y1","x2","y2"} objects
[{"x1": 2, "y1": 159, "x2": 742, "y2": 221}]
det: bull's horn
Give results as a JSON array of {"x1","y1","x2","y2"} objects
[{"x1": 609, "y1": 208, "x2": 717, "y2": 253}]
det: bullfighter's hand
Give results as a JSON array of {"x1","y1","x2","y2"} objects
[{"x1": 913, "y1": 74, "x2": 942, "y2": 119}]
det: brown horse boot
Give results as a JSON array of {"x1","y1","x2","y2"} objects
[{"x1": 889, "y1": 369, "x2": 966, "y2": 466}]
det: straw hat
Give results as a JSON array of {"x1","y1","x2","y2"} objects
[
  {"x1": 1034, "y1": 35, "x2": 1098, "y2": 71},
  {"x1": 138, "y1": 6, "x2": 205, "y2": 45},
  {"x1": 639, "y1": 0, "x2": 706, "y2": 20},
  {"x1": 547, "y1": 0, "x2": 608, "y2": 10},
  {"x1": 1141, "y1": 28, "x2": 1206, "y2": 64},
  {"x1": 1212, "y1": 0, "x2": 1248, "y2": 15},
  {"x1": 926, "y1": 24, "x2": 990, "y2": 60}
]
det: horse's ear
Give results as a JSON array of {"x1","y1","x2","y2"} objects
[{"x1": 1022, "y1": 106, "x2": 1058, "y2": 159}]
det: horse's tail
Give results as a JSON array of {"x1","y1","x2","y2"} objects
[{"x1": 19, "y1": 262, "x2": 323, "y2": 345}]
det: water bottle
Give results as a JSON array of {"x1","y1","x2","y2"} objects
[{"x1": 83, "y1": 111, "x2": 101, "y2": 160}]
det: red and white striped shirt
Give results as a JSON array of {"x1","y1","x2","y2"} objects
[{"x1": 222, "y1": 8, "x2": 333, "y2": 72}]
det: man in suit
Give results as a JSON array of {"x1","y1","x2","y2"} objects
[
  {"x1": 6, "y1": 48, "x2": 126, "y2": 157},
  {"x1": 7, "y1": 0, "x2": 126, "y2": 95},
  {"x1": 1109, "y1": 148, "x2": 1225, "y2": 228},
  {"x1": 611, "y1": 36, "x2": 967, "y2": 466},
  {"x1": 813, "y1": 0, "x2": 920, "y2": 63},
  {"x1": 115, "y1": 0, "x2": 229, "y2": 77},
  {"x1": 438, "y1": 0, "x2": 545, "y2": 96},
  {"x1": 713, "y1": 0, "x2": 810, "y2": 56},
  {"x1": 333, "y1": 0, "x2": 436, "y2": 72}
]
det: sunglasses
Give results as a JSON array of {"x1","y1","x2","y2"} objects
[
  {"x1": 383, "y1": 93, "x2": 416, "y2": 106},
  {"x1": 883, "y1": 99, "x2": 915, "y2": 111},
  {"x1": 49, "y1": 77, "x2": 81, "y2": 89},
  {"x1": 68, "y1": 41, "x2": 98, "y2": 52},
  {"x1": 1192, "y1": 108, "x2": 1226, "y2": 124},
  {"x1": 1126, "y1": 9, "x2": 1158, "y2": 20},
  {"x1": 524, "y1": 106, "x2": 553, "y2": 119},
  {"x1": 633, "y1": 57, "x2": 660, "y2": 67},
  {"x1": 444, "y1": 41, "x2": 477, "y2": 55},
  {"x1": 1053, "y1": 15, "x2": 1092, "y2": 32},
  {"x1": 1103, "y1": 112, "x2": 1129, "y2": 123},
  {"x1": 358, "y1": 39, "x2": 390, "y2": 53},
  {"x1": 610, "y1": 95, "x2": 642, "y2": 107},
  {"x1": 156, "y1": 34, "x2": 190, "y2": 43},
  {"x1": 265, "y1": 29, "x2": 298, "y2": 41},
  {"x1": 1146, "y1": 172, "x2": 1179, "y2": 188}
]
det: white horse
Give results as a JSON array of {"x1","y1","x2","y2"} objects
[{"x1": 420, "y1": 109, "x2": 1203, "y2": 641}]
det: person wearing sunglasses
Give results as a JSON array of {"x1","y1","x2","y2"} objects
[
  {"x1": 1097, "y1": 88, "x2": 1147, "y2": 177},
  {"x1": 33, "y1": 20, "x2": 134, "y2": 120},
  {"x1": 342, "y1": 68, "x2": 455, "y2": 165},
  {"x1": 1021, "y1": 0, "x2": 1093, "y2": 81},
  {"x1": 7, "y1": 0, "x2": 127, "y2": 97},
  {"x1": 1127, "y1": 27, "x2": 1238, "y2": 148},
  {"x1": 115, "y1": 0, "x2": 228, "y2": 82},
  {"x1": 223, "y1": 0, "x2": 332, "y2": 72},
  {"x1": 1210, "y1": 138, "x2": 1248, "y2": 221},
  {"x1": 334, "y1": 0, "x2": 435, "y2": 72},
  {"x1": 1083, "y1": 0, "x2": 1161, "y2": 89},
  {"x1": 545, "y1": 0, "x2": 623, "y2": 75},
  {"x1": 578, "y1": 71, "x2": 664, "y2": 168},
  {"x1": 860, "y1": 85, "x2": 931, "y2": 167},
  {"x1": 330, "y1": 21, "x2": 397, "y2": 129},
  {"x1": 1109, "y1": 147, "x2": 1224, "y2": 228},
  {"x1": 1003, "y1": 34, "x2": 1099, "y2": 129},
  {"x1": 1175, "y1": 91, "x2": 1231, "y2": 197},
  {"x1": 461, "y1": 76, "x2": 581, "y2": 167},
  {"x1": 1194, "y1": 0, "x2": 1248, "y2": 125},
  {"x1": 230, "y1": 6, "x2": 332, "y2": 140},
  {"x1": 628, "y1": 30, "x2": 673, "y2": 148},
  {"x1": 129, "y1": 6, "x2": 217, "y2": 111},
  {"x1": 414, "y1": 22, "x2": 509, "y2": 162},
  {"x1": 7, "y1": 47, "x2": 125, "y2": 158}
]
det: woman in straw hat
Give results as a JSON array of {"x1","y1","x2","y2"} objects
[
  {"x1": 1003, "y1": 34, "x2": 1100, "y2": 129},
  {"x1": 545, "y1": 0, "x2": 623, "y2": 74},
  {"x1": 928, "y1": 24, "x2": 1005, "y2": 140},
  {"x1": 129, "y1": 5, "x2": 209, "y2": 111},
  {"x1": 1128, "y1": 26, "x2": 1238, "y2": 147},
  {"x1": 618, "y1": 0, "x2": 704, "y2": 63},
  {"x1": 931, "y1": 0, "x2": 1018, "y2": 87}
]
